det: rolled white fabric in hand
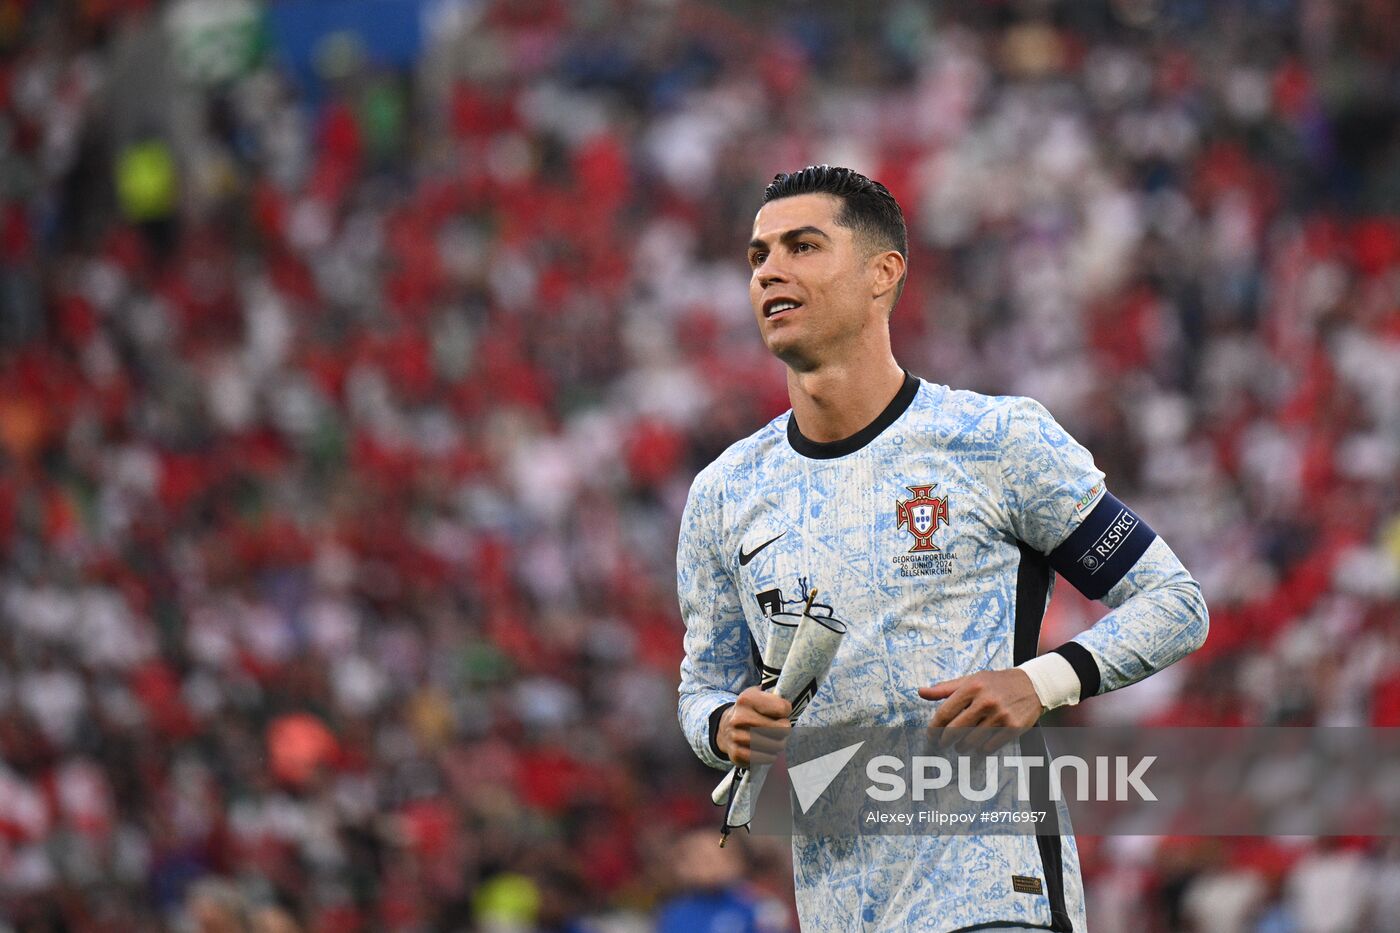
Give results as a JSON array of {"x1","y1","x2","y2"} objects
[
  {"x1": 757, "y1": 609, "x2": 802, "y2": 692},
  {"x1": 721, "y1": 595, "x2": 848, "y2": 842},
  {"x1": 711, "y1": 609, "x2": 802, "y2": 806}
]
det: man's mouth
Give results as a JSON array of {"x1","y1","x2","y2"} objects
[{"x1": 764, "y1": 299, "x2": 803, "y2": 319}]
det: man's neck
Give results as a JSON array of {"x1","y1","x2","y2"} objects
[{"x1": 787, "y1": 357, "x2": 907, "y2": 443}]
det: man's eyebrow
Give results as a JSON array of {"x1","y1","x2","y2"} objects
[{"x1": 747, "y1": 225, "x2": 834, "y2": 252}]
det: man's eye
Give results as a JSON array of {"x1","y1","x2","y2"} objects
[
  {"x1": 750, "y1": 252, "x2": 767, "y2": 267},
  {"x1": 795, "y1": 242, "x2": 813, "y2": 253}
]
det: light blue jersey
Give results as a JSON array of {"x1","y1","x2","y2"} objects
[{"x1": 677, "y1": 373, "x2": 1208, "y2": 932}]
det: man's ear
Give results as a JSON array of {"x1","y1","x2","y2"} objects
[{"x1": 870, "y1": 249, "x2": 906, "y2": 302}]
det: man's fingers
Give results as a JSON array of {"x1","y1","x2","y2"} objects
[
  {"x1": 929, "y1": 685, "x2": 975, "y2": 728},
  {"x1": 951, "y1": 702, "x2": 1024, "y2": 753},
  {"x1": 731, "y1": 707, "x2": 791, "y2": 731},
  {"x1": 927, "y1": 691, "x2": 990, "y2": 751},
  {"x1": 918, "y1": 677, "x2": 967, "y2": 702},
  {"x1": 749, "y1": 727, "x2": 789, "y2": 766},
  {"x1": 737, "y1": 686, "x2": 793, "y2": 719},
  {"x1": 735, "y1": 686, "x2": 767, "y2": 713},
  {"x1": 920, "y1": 669, "x2": 1039, "y2": 755},
  {"x1": 941, "y1": 700, "x2": 989, "y2": 733},
  {"x1": 723, "y1": 686, "x2": 796, "y2": 767},
  {"x1": 974, "y1": 724, "x2": 1024, "y2": 754},
  {"x1": 750, "y1": 696, "x2": 793, "y2": 719}
]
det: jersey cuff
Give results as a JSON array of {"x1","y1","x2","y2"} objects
[
  {"x1": 708, "y1": 701, "x2": 735, "y2": 762},
  {"x1": 1016, "y1": 653, "x2": 1082, "y2": 710},
  {"x1": 1048, "y1": 491, "x2": 1156, "y2": 601},
  {"x1": 1051, "y1": 642, "x2": 1101, "y2": 699}
]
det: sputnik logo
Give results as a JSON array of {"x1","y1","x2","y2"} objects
[{"x1": 788, "y1": 742, "x2": 866, "y2": 813}]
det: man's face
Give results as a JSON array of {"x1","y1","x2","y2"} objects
[{"x1": 747, "y1": 193, "x2": 878, "y2": 372}]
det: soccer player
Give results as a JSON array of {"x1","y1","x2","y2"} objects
[{"x1": 676, "y1": 165, "x2": 1209, "y2": 931}]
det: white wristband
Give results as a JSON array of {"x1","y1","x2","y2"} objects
[{"x1": 1016, "y1": 652, "x2": 1082, "y2": 711}]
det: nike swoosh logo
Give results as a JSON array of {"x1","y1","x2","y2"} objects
[{"x1": 738, "y1": 532, "x2": 787, "y2": 566}]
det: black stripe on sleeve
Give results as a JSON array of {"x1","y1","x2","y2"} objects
[
  {"x1": 1021, "y1": 728, "x2": 1075, "y2": 931},
  {"x1": 1051, "y1": 642, "x2": 1101, "y2": 700},
  {"x1": 709, "y1": 702, "x2": 735, "y2": 762},
  {"x1": 1048, "y1": 492, "x2": 1156, "y2": 601},
  {"x1": 1013, "y1": 543, "x2": 1051, "y2": 666},
  {"x1": 1012, "y1": 547, "x2": 1073, "y2": 929}
]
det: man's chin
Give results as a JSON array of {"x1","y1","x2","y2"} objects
[{"x1": 768, "y1": 338, "x2": 819, "y2": 373}]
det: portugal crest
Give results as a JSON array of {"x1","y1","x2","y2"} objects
[{"x1": 896, "y1": 484, "x2": 949, "y2": 553}]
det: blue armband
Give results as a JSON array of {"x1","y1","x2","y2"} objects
[{"x1": 1048, "y1": 492, "x2": 1156, "y2": 601}]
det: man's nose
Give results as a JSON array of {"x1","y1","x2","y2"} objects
[{"x1": 757, "y1": 263, "x2": 790, "y2": 288}]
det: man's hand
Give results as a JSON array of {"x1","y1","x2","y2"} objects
[
  {"x1": 918, "y1": 669, "x2": 1044, "y2": 753},
  {"x1": 717, "y1": 686, "x2": 792, "y2": 768}
]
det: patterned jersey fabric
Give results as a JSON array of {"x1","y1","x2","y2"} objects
[{"x1": 677, "y1": 373, "x2": 1208, "y2": 932}]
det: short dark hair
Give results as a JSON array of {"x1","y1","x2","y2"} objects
[{"x1": 763, "y1": 165, "x2": 908, "y2": 303}]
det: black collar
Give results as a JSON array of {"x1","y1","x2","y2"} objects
[{"x1": 786, "y1": 370, "x2": 920, "y2": 460}]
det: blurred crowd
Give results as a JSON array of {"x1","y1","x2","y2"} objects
[{"x1": 1, "y1": 0, "x2": 1398, "y2": 930}]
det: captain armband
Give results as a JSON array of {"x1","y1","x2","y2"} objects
[{"x1": 1047, "y1": 492, "x2": 1157, "y2": 601}]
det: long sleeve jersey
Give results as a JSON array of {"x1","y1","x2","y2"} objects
[{"x1": 676, "y1": 372, "x2": 1208, "y2": 932}]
